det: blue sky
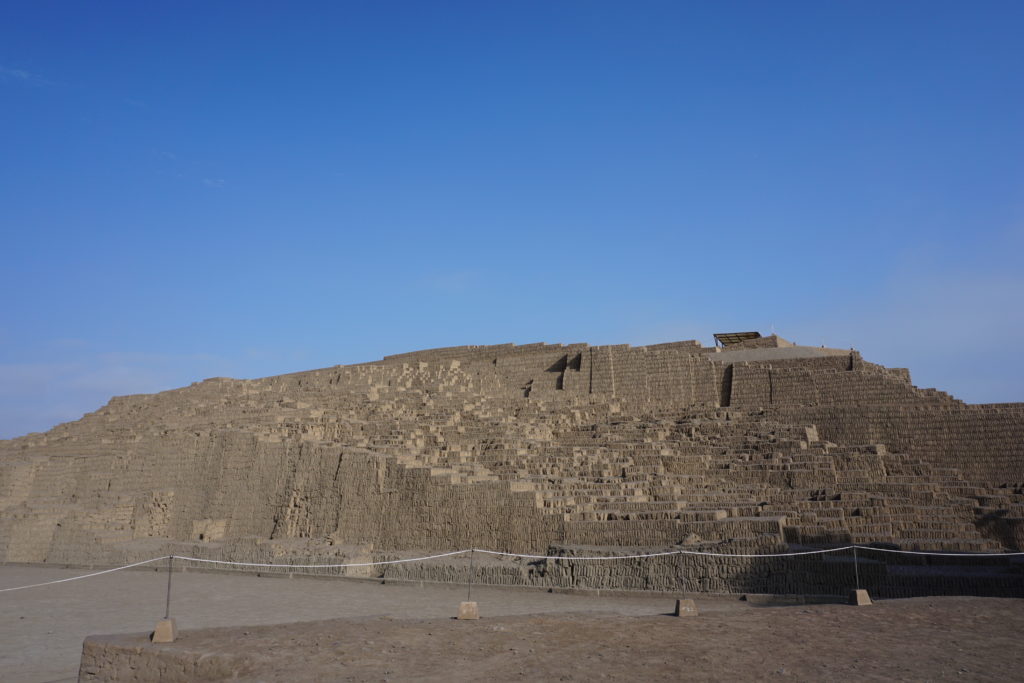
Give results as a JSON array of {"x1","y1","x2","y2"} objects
[{"x1": 2, "y1": 1, "x2": 1023, "y2": 438}]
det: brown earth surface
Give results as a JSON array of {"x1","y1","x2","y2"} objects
[
  {"x1": 2, "y1": 564, "x2": 672, "y2": 682},
  {"x1": 83, "y1": 597, "x2": 1024, "y2": 682},
  {"x1": 4, "y1": 566, "x2": 1023, "y2": 682}
]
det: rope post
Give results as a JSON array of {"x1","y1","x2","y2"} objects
[
  {"x1": 672, "y1": 550, "x2": 699, "y2": 617},
  {"x1": 677, "y1": 549, "x2": 686, "y2": 595},
  {"x1": 164, "y1": 555, "x2": 173, "y2": 619},
  {"x1": 457, "y1": 549, "x2": 480, "y2": 620},
  {"x1": 847, "y1": 546, "x2": 871, "y2": 606},
  {"x1": 853, "y1": 546, "x2": 861, "y2": 592},
  {"x1": 153, "y1": 555, "x2": 179, "y2": 642}
]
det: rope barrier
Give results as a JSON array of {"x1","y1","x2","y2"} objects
[
  {"x1": 2, "y1": 544, "x2": 1022, "y2": 594},
  {"x1": 0, "y1": 557, "x2": 166, "y2": 593},
  {"x1": 850, "y1": 546, "x2": 1024, "y2": 557},
  {"x1": 173, "y1": 549, "x2": 472, "y2": 568},
  {"x1": 475, "y1": 547, "x2": 858, "y2": 560}
]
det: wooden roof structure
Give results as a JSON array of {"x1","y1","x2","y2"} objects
[{"x1": 713, "y1": 331, "x2": 761, "y2": 348}]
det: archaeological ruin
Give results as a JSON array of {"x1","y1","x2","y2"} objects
[{"x1": 1, "y1": 334, "x2": 1022, "y2": 597}]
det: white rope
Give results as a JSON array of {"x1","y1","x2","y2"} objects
[
  {"x1": 676, "y1": 546, "x2": 854, "y2": 558},
  {"x1": 853, "y1": 546, "x2": 1024, "y2": 557},
  {"x1": 475, "y1": 546, "x2": 856, "y2": 560},
  {"x1": 173, "y1": 549, "x2": 471, "y2": 568},
  {"x1": 177, "y1": 546, "x2": 857, "y2": 567},
  {"x1": 3, "y1": 545, "x2": 1022, "y2": 593},
  {"x1": 0, "y1": 557, "x2": 166, "y2": 593},
  {"x1": 474, "y1": 549, "x2": 688, "y2": 561}
]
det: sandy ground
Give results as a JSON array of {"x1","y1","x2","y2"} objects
[
  {"x1": 3, "y1": 565, "x2": 1024, "y2": 682},
  {"x1": 85, "y1": 601, "x2": 1024, "y2": 682},
  {"x1": 1, "y1": 565, "x2": 703, "y2": 682}
]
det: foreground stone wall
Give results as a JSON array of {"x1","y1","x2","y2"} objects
[{"x1": 2, "y1": 336, "x2": 1022, "y2": 595}]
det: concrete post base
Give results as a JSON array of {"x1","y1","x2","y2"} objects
[
  {"x1": 674, "y1": 599, "x2": 699, "y2": 617},
  {"x1": 849, "y1": 589, "x2": 872, "y2": 606},
  {"x1": 152, "y1": 618, "x2": 177, "y2": 643},
  {"x1": 458, "y1": 601, "x2": 480, "y2": 620}
]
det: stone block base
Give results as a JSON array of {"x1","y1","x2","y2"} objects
[
  {"x1": 849, "y1": 589, "x2": 872, "y2": 606},
  {"x1": 458, "y1": 601, "x2": 480, "y2": 620},
  {"x1": 674, "y1": 599, "x2": 698, "y2": 617},
  {"x1": 152, "y1": 618, "x2": 178, "y2": 643}
]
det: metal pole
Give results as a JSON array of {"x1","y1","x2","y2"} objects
[
  {"x1": 467, "y1": 549, "x2": 475, "y2": 601},
  {"x1": 678, "y1": 550, "x2": 685, "y2": 590},
  {"x1": 853, "y1": 546, "x2": 861, "y2": 591},
  {"x1": 164, "y1": 555, "x2": 173, "y2": 620}
]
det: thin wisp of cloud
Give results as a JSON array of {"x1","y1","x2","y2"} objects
[{"x1": 0, "y1": 65, "x2": 54, "y2": 86}]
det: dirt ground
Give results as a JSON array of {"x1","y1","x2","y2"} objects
[
  {"x1": 82, "y1": 598, "x2": 1024, "y2": 682},
  {"x1": 3, "y1": 566, "x2": 1024, "y2": 682}
]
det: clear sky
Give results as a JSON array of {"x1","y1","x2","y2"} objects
[{"x1": 2, "y1": 1, "x2": 1023, "y2": 438}]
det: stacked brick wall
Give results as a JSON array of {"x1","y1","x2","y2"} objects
[
  {"x1": 1, "y1": 336, "x2": 1022, "y2": 596},
  {"x1": 773, "y1": 404, "x2": 1024, "y2": 488}
]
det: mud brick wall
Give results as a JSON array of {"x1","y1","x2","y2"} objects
[
  {"x1": 727, "y1": 363, "x2": 959, "y2": 410},
  {"x1": 586, "y1": 346, "x2": 720, "y2": 407},
  {"x1": 0, "y1": 442, "x2": 561, "y2": 565},
  {"x1": 2, "y1": 336, "x2": 1022, "y2": 596},
  {"x1": 773, "y1": 404, "x2": 1024, "y2": 487}
]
